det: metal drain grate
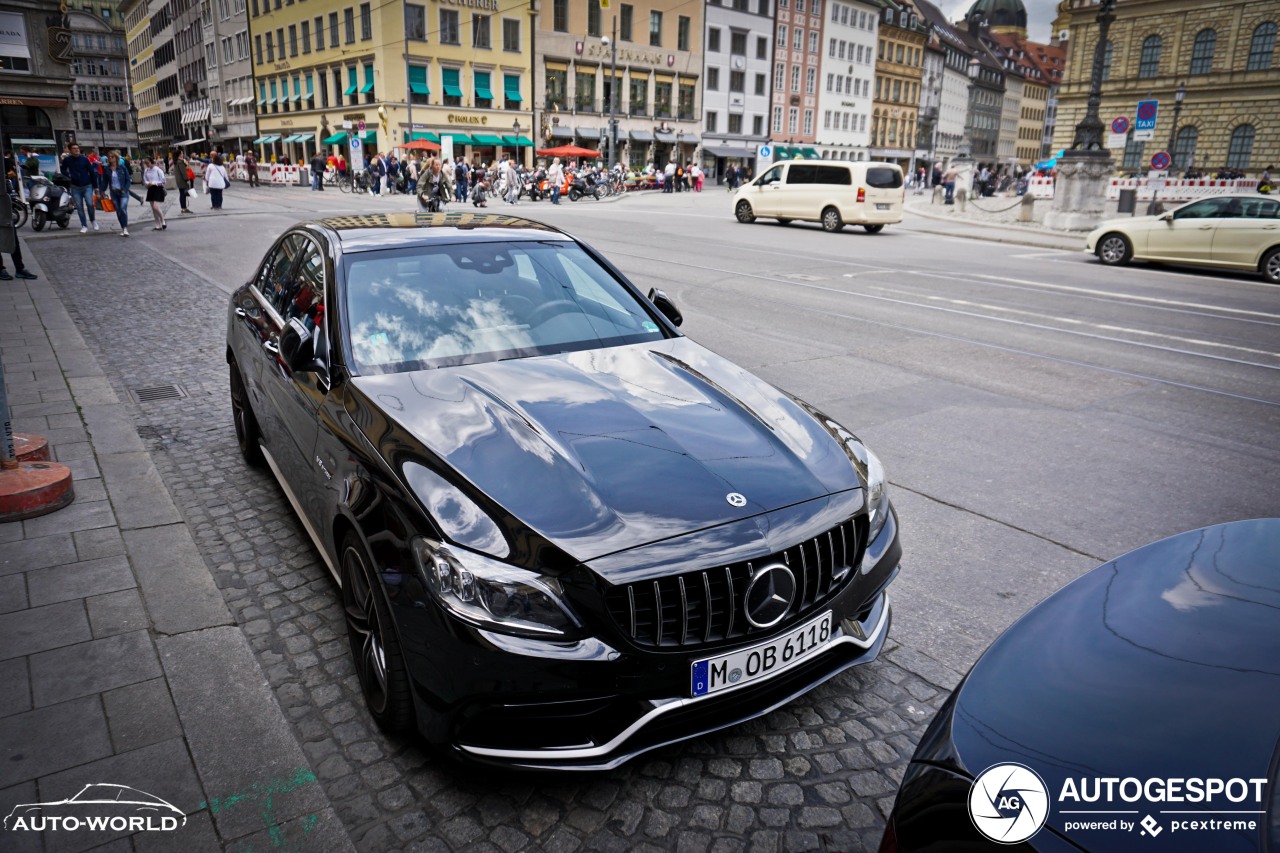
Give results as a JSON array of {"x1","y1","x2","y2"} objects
[{"x1": 130, "y1": 384, "x2": 186, "y2": 403}]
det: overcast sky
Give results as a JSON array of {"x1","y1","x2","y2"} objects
[{"x1": 939, "y1": 0, "x2": 1063, "y2": 43}]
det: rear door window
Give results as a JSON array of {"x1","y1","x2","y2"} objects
[
  {"x1": 786, "y1": 164, "x2": 817, "y2": 184},
  {"x1": 865, "y1": 167, "x2": 903, "y2": 189},
  {"x1": 813, "y1": 166, "x2": 851, "y2": 185}
]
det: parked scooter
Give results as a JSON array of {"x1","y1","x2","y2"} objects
[
  {"x1": 8, "y1": 191, "x2": 28, "y2": 229},
  {"x1": 28, "y1": 175, "x2": 74, "y2": 231},
  {"x1": 567, "y1": 170, "x2": 603, "y2": 202}
]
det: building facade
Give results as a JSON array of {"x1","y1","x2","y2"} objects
[
  {"x1": 67, "y1": 9, "x2": 130, "y2": 155},
  {"x1": 770, "y1": 0, "x2": 824, "y2": 155},
  {"x1": 916, "y1": 0, "x2": 978, "y2": 166},
  {"x1": 204, "y1": 0, "x2": 255, "y2": 151},
  {"x1": 869, "y1": 0, "x2": 927, "y2": 168},
  {"x1": 1052, "y1": 0, "x2": 1278, "y2": 174},
  {"x1": 814, "y1": 0, "x2": 877, "y2": 160},
  {"x1": 249, "y1": 0, "x2": 535, "y2": 167},
  {"x1": 986, "y1": 29, "x2": 1058, "y2": 167},
  {"x1": 0, "y1": 0, "x2": 77, "y2": 155},
  {"x1": 536, "y1": 0, "x2": 703, "y2": 170},
  {"x1": 701, "y1": 0, "x2": 774, "y2": 181}
]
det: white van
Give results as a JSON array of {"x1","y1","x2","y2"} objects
[{"x1": 732, "y1": 160, "x2": 905, "y2": 233}]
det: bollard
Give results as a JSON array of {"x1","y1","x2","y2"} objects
[
  {"x1": 956, "y1": 188, "x2": 967, "y2": 212},
  {"x1": 1018, "y1": 193, "x2": 1036, "y2": 222}
]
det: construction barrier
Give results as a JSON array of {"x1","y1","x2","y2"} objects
[{"x1": 1029, "y1": 176, "x2": 1260, "y2": 202}]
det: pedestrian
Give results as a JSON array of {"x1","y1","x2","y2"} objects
[
  {"x1": 205, "y1": 153, "x2": 230, "y2": 210},
  {"x1": 406, "y1": 156, "x2": 419, "y2": 195},
  {"x1": 417, "y1": 157, "x2": 452, "y2": 212},
  {"x1": 0, "y1": 190, "x2": 37, "y2": 279},
  {"x1": 692, "y1": 163, "x2": 703, "y2": 192},
  {"x1": 245, "y1": 150, "x2": 260, "y2": 187},
  {"x1": 931, "y1": 161, "x2": 943, "y2": 188},
  {"x1": 335, "y1": 152, "x2": 346, "y2": 181},
  {"x1": 99, "y1": 149, "x2": 131, "y2": 237},
  {"x1": 503, "y1": 157, "x2": 520, "y2": 204},
  {"x1": 174, "y1": 150, "x2": 193, "y2": 214},
  {"x1": 663, "y1": 158, "x2": 676, "y2": 193},
  {"x1": 726, "y1": 163, "x2": 738, "y2": 191},
  {"x1": 59, "y1": 142, "x2": 99, "y2": 234},
  {"x1": 20, "y1": 146, "x2": 39, "y2": 193},
  {"x1": 310, "y1": 150, "x2": 326, "y2": 191},
  {"x1": 454, "y1": 156, "x2": 468, "y2": 202},
  {"x1": 1260, "y1": 166, "x2": 1274, "y2": 194},
  {"x1": 547, "y1": 157, "x2": 564, "y2": 205},
  {"x1": 942, "y1": 163, "x2": 959, "y2": 204},
  {"x1": 142, "y1": 158, "x2": 167, "y2": 230},
  {"x1": 387, "y1": 155, "x2": 400, "y2": 193}
]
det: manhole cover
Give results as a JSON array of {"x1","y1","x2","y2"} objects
[{"x1": 130, "y1": 384, "x2": 187, "y2": 403}]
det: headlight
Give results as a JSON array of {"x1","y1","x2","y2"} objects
[
  {"x1": 411, "y1": 537, "x2": 581, "y2": 639},
  {"x1": 845, "y1": 440, "x2": 891, "y2": 542}
]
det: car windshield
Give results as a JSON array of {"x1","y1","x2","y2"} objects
[{"x1": 343, "y1": 240, "x2": 667, "y2": 373}]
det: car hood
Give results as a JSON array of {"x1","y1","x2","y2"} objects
[
  {"x1": 1091, "y1": 214, "x2": 1160, "y2": 234},
  {"x1": 350, "y1": 338, "x2": 861, "y2": 563},
  {"x1": 947, "y1": 519, "x2": 1280, "y2": 851}
]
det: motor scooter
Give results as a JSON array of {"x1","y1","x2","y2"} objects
[{"x1": 28, "y1": 175, "x2": 74, "y2": 231}]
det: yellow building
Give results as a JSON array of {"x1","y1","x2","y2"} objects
[
  {"x1": 869, "y1": 0, "x2": 928, "y2": 167},
  {"x1": 988, "y1": 31, "x2": 1053, "y2": 166},
  {"x1": 1052, "y1": 0, "x2": 1278, "y2": 174},
  {"x1": 121, "y1": 0, "x2": 161, "y2": 148},
  {"x1": 249, "y1": 0, "x2": 535, "y2": 167}
]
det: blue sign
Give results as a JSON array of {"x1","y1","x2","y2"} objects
[
  {"x1": 1135, "y1": 100, "x2": 1159, "y2": 132},
  {"x1": 1150, "y1": 150, "x2": 1171, "y2": 170},
  {"x1": 757, "y1": 145, "x2": 772, "y2": 158}
]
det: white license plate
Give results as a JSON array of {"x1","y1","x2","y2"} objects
[
  {"x1": 875, "y1": 203, "x2": 890, "y2": 210},
  {"x1": 691, "y1": 611, "x2": 834, "y2": 697}
]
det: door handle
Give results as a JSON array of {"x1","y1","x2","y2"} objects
[
  {"x1": 263, "y1": 339, "x2": 279, "y2": 355},
  {"x1": 1198, "y1": 225, "x2": 1212, "y2": 230},
  {"x1": 1263, "y1": 224, "x2": 1278, "y2": 230}
]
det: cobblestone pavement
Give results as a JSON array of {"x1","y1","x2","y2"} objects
[{"x1": 28, "y1": 228, "x2": 962, "y2": 853}]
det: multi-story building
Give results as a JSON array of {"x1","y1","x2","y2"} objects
[
  {"x1": 915, "y1": 0, "x2": 976, "y2": 166},
  {"x1": 965, "y1": 38, "x2": 1004, "y2": 163},
  {"x1": 915, "y1": 29, "x2": 944, "y2": 169},
  {"x1": 67, "y1": 9, "x2": 131, "y2": 155},
  {"x1": 815, "y1": 0, "x2": 878, "y2": 160},
  {"x1": 1051, "y1": 0, "x2": 1278, "y2": 174},
  {"x1": 0, "y1": 0, "x2": 77, "y2": 154},
  {"x1": 537, "y1": 0, "x2": 703, "y2": 170},
  {"x1": 250, "y1": 0, "x2": 535, "y2": 167},
  {"x1": 701, "y1": 0, "x2": 774, "y2": 181},
  {"x1": 770, "y1": 0, "x2": 825, "y2": 159},
  {"x1": 121, "y1": 0, "x2": 176, "y2": 149},
  {"x1": 203, "y1": 0, "x2": 255, "y2": 151},
  {"x1": 869, "y1": 0, "x2": 928, "y2": 169},
  {"x1": 995, "y1": 65, "x2": 1021, "y2": 162},
  {"x1": 986, "y1": 29, "x2": 1058, "y2": 166}
]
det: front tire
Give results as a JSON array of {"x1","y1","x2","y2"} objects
[
  {"x1": 229, "y1": 361, "x2": 264, "y2": 467},
  {"x1": 1262, "y1": 247, "x2": 1280, "y2": 285},
  {"x1": 341, "y1": 533, "x2": 414, "y2": 733},
  {"x1": 821, "y1": 206, "x2": 843, "y2": 233},
  {"x1": 864, "y1": 224, "x2": 884, "y2": 234},
  {"x1": 1096, "y1": 233, "x2": 1133, "y2": 266},
  {"x1": 31, "y1": 210, "x2": 45, "y2": 231},
  {"x1": 735, "y1": 200, "x2": 756, "y2": 223},
  {"x1": 568, "y1": 188, "x2": 582, "y2": 202}
]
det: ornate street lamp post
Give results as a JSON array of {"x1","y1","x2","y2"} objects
[
  {"x1": 602, "y1": 17, "x2": 618, "y2": 168},
  {"x1": 1070, "y1": 0, "x2": 1117, "y2": 151},
  {"x1": 1166, "y1": 82, "x2": 1186, "y2": 169}
]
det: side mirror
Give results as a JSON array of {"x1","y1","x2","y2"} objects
[
  {"x1": 279, "y1": 317, "x2": 317, "y2": 373},
  {"x1": 647, "y1": 288, "x2": 683, "y2": 327},
  {"x1": 1159, "y1": 212, "x2": 1174, "y2": 222}
]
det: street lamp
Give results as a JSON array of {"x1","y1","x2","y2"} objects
[
  {"x1": 602, "y1": 19, "x2": 618, "y2": 168},
  {"x1": 958, "y1": 53, "x2": 979, "y2": 160},
  {"x1": 513, "y1": 118, "x2": 522, "y2": 166},
  {"x1": 1070, "y1": 0, "x2": 1117, "y2": 151},
  {"x1": 1166, "y1": 82, "x2": 1186, "y2": 170},
  {"x1": 92, "y1": 110, "x2": 106, "y2": 150}
]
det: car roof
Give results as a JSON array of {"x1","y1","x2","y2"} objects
[
  {"x1": 308, "y1": 212, "x2": 575, "y2": 253},
  {"x1": 779, "y1": 160, "x2": 902, "y2": 169}
]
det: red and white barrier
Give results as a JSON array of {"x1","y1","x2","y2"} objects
[
  {"x1": 1105, "y1": 177, "x2": 1259, "y2": 201},
  {"x1": 1028, "y1": 176, "x2": 1055, "y2": 199}
]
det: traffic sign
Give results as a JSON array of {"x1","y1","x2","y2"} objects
[
  {"x1": 1133, "y1": 129, "x2": 1155, "y2": 142},
  {"x1": 1150, "y1": 150, "x2": 1171, "y2": 170},
  {"x1": 358, "y1": 120, "x2": 366, "y2": 131},
  {"x1": 349, "y1": 135, "x2": 365, "y2": 172},
  {"x1": 1135, "y1": 100, "x2": 1158, "y2": 132},
  {"x1": 758, "y1": 145, "x2": 772, "y2": 158},
  {"x1": 1111, "y1": 116, "x2": 1130, "y2": 135},
  {"x1": 1106, "y1": 133, "x2": 1127, "y2": 149}
]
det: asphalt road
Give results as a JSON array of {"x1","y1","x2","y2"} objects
[{"x1": 140, "y1": 184, "x2": 1280, "y2": 672}]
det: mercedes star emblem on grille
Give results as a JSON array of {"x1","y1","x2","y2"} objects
[
  {"x1": 726, "y1": 492, "x2": 747, "y2": 507},
  {"x1": 743, "y1": 563, "x2": 797, "y2": 629}
]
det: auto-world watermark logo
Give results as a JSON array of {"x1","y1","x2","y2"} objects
[
  {"x1": 968, "y1": 763, "x2": 1050, "y2": 843},
  {"x1": 3, "y1": 784, "x2": 186, "y2": 833}
]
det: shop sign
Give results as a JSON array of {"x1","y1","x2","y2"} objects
[{"x1": 447, "y1": 113, "x2": 489, "y2": 125}]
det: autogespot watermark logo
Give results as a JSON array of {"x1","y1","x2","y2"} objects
[
  {"x1": 3, "y1": 784, "x2": 186, "y2": 834},
  {"x1": 968, "y1": 763, "x2": 1051, "y2": 844}
]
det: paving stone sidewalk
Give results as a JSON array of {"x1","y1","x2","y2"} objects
[{"x1": 0, "y1": 235, "x2": 354, "y2": 853}]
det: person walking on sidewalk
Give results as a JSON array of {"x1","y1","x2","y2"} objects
[
  {"x1": 547, "y1": 158, "x2": 564, "y2": 205},
  {"x1": 245, "y1": 150, "x2": 260, "y2": 187},
  {"x1": 310, "y1": 151, "x2": 327, "y2": 191},
  {"x1": 174, "y1": 150, "x2": 193, "y2": 214},
  {"x1": 205, "y1": 154, "x2": 229, "y2": 210},
  {"x1": 143, "y1": 158, "x2": 167, "y2": 230},
  {"x1": 99, "y1": 150, "x2": 131, "y2": 236},
  {"x1": 60, "y1": 142, "x2": 99, "y2": 234},
  {"x1": 0, "y1": 191, "x2": 38, "y2": 279}
]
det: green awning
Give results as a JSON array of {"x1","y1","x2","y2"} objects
[
  {"x1": 470, "y1": 133, "x2": 504, "y2": 145},
  {"x1": 409, "y1": 65, "x2": 429, "y2": 96},
  {"x1": 252, "y1": 135, "x2": 274, "y2": 144},
  {"x1": 774, "y1": 146, "x2": 794, "y2": 159},
  {"x1": 293, "y1": 133, "x2": 314, "y2": 143},
  {"x1": 256, "y1": 97, "x2": 267, "y2": 107},
  {"x1": 474, "y1": 71, "x2": 494, "y2": 100},
  {"x1": 344, "y1": 67, "x2": 357, "y2": 96},
  {"x1": 503, "y1": 135, "x2": 534, "y2": 147},
  {"x1": 442, "y1": 68, "x2": 463, "y2": 98},
  {"x1": 503, "y1": 75, "x2": 522, "y2": 102},
  {"x1": 290, "y1": 92, "x2": 302, "y2": 102},
  {"x1": 280, "y1": 134, "x2": 299, "y2": 143},
  {"x1": 11, "y1": 137, "x2": 54, "y2": 146},
  {"x1": 409, "y1": 81, "x2": 429, "y2": 95},
  {"x1": 408, "y1": 131, "x2": 440, "y2": 142},
  {"x1": 358, "y1": 80, "x2": 374, "y2": 94},
  {"x1": 306, "y1": 76, "x2": 314, "y2": 98},
  {"x1": 798, "y1": 147, "x2": 819, "y2": 159},
  {"x1": 359, "y1": 131, "x2": 376, "y2": 144},
  {"x1": 321, "y1": 132, "x2": 348, "y2": 144},
  {"x1": 443, "y1": 133, "x2": 474, "y2": 145}
]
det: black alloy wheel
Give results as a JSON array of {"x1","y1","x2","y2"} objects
[
  {"x1": 569, "y1": 188, "x2": 582, "y2": 202},
  {"x1": 341, "y1": 534, "x2": 414, "y2": 732},
  {"x1": 735, "y1": 200, "x2": 756, "y2": 223},
  {"x1": 228, "y1": 361, "x2": 264, "y2": 467}
]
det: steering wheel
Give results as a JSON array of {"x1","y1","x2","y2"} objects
[{"x1": 526, "y1": 299, "x2": 579, "y2": 327}]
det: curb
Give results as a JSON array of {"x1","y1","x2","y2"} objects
[{"x1": 903, "y1": 201, "x2": 1086, "y2": 251}]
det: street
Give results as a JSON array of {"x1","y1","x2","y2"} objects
[{"x1": 12, "y1": 183, "x2": 1280, "y2": 852}]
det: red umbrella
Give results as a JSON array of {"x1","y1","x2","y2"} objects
[
  {"x1": 402, "y1": 139, "x2": 441, "y2": 151},
  {"x1": 535, "y1": 144, "x2": 602, "y2": 159}
]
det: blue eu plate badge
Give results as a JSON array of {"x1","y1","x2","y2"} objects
[{"x1": 691, "y1": 661, "x2": 709, "y2": 696}]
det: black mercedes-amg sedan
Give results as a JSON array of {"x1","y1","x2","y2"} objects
[{"x1": 225, "y1": 212, "x2": 902, "y2": 770}]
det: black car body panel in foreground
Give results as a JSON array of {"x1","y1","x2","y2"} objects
[
  {"x1": 226, "y1": 213, "x2": 902, "y2": 769},
  {"x1": 883, "y1": 519, "x2": 1280, "y2": 852}
]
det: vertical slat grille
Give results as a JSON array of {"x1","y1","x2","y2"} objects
[{"x1": 604, "y1": 516, "x2": 867, "y2": 650}]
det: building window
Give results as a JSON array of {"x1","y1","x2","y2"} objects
[
  {"x1": 793, "y1": 28, "x2": 802, "y2": 50},
  {"x1": 805, "y1": 67, "x2": 815, "y2": 94},
  {"x1": 729, "y1": 70, "x2": 744, "y2": 92},
  {"x1": 1248, "y1": 22, "x2": 1276, "y2": 70},
  {"x1": 752, "y1": 115, "x2": 763, "y2": 135},
  {"x1": 265, "y1": 31, "x2": 274, "y2": 61},
  {"x1": 1100, "y1": 39, "x2": 1112, "y2": 81},
  {"x1": 442, "y1": 67, "x2": 462, "y2": 107},
  {"x1": 553, "y1": 0, "x2": 567, "y2": 32},
  {"x1": 546, "y1": 68, "x2": 567, "y2": 108},
  {"x1": 620, "y1": 4, "x2": 632, "y2": 41},
  {"x1": 707, "y1": 67, "x2": 719, "y2": 90},
  {"x1": 709, "y1": 27, "x2": 721, "y2": 52},
  {"x1": 440, "y1": 9, "x2": 459, "y2": 44},
  {"x1": 254, "y1": 34, "x2": 262, "y2": 63},
  {"x1": 706, "y1": 110, "x2": 717, "y2": 133},
  {"x1": 808, "y1": 31, "x2": 817, "y2": 53},
  {"x1": 474, "y1": 71, "x2": 492, "y2": 108},
  {"x1": 730, "y1": 30, "x2": 746, "y2": 55},
  {"x1": 588, "y1": 0, "x2": 601, "y2": 37},
  {"x1": 679, "y1": 81, "x2": 695, "y2": 118},
  {"x1": 629, "y1": 75, "x2": 646, "y2": 113},
  {"x1": 329, "y1": 12, "x2": 339, "y2": 47},
  {"x1": 502, "y1": 18, "x2": 519, "y2": 51},
  {"x1": 1226, "y1": 124, "x2": 1255, "y2": 169},
  {"x1": 300, "y1": 21, "x2": 310, "y2": 53},
  {"x1": 1172, "y1": 125, "x2": 1197, "y2": 170},
  {"x1": 344, "y1": 7, "x2": 355, "y2": 43},
  {"x1": 1189, "y1": 28, "x2": 1215, "y2": 75},
  {"x1": 790, "y1": 65, "x2": 800, "y2": 91},
  {"x1": 405, "y1": 4, "x2": 425, "y2": 40},
  {"x1": 288, "y1": 24, "x2": 297, "y2": 56},
  {"x1": 576, "y1": 68, "x2": 596, "y2": 110},
  {"x1": 649, "y1": 11, "x2": 662, "y2": 47},
  {"x1": 678, "y1": 15, "x2": 690, "y2": 50},
  {"x1": 728, "y1": 113, "x2": 742, "y2": 133},
  {"x1": 1138, "y1": 34, "x2": 1161, "y2": 78},
  {"x1": 774, "y1": 62, "x2": 784, "y2": 90},
  {"x1": 755, "y1": 73, "x2": 765, "y2": 95},
  {"x1": 787, "y1": 106, "x2": 798, "y2": 133},
  {"x1": 803, "y1": 109, "x2": 812, "y2": 134},
  {"x1": 313, "y1": 16, "x2": 323, "y2": 50},
  {"x1": 773, "y1": 105, "x2": 782, "y2": 132},
  {"x1": 473, "y1": 14, "x2": 490, "y2": 48},
  {"x1": 408, "y1": 64, "x2": 429, "y2": 105},
  {"x1": 777, "y1": 25, "x2": 786, "y2": 49},
  {"x1": 757, "y1": 36, "x2": 767, "y2": 59},
  {"x1": 359, "y1": 2, "x2": 371, "y2": 40}
]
